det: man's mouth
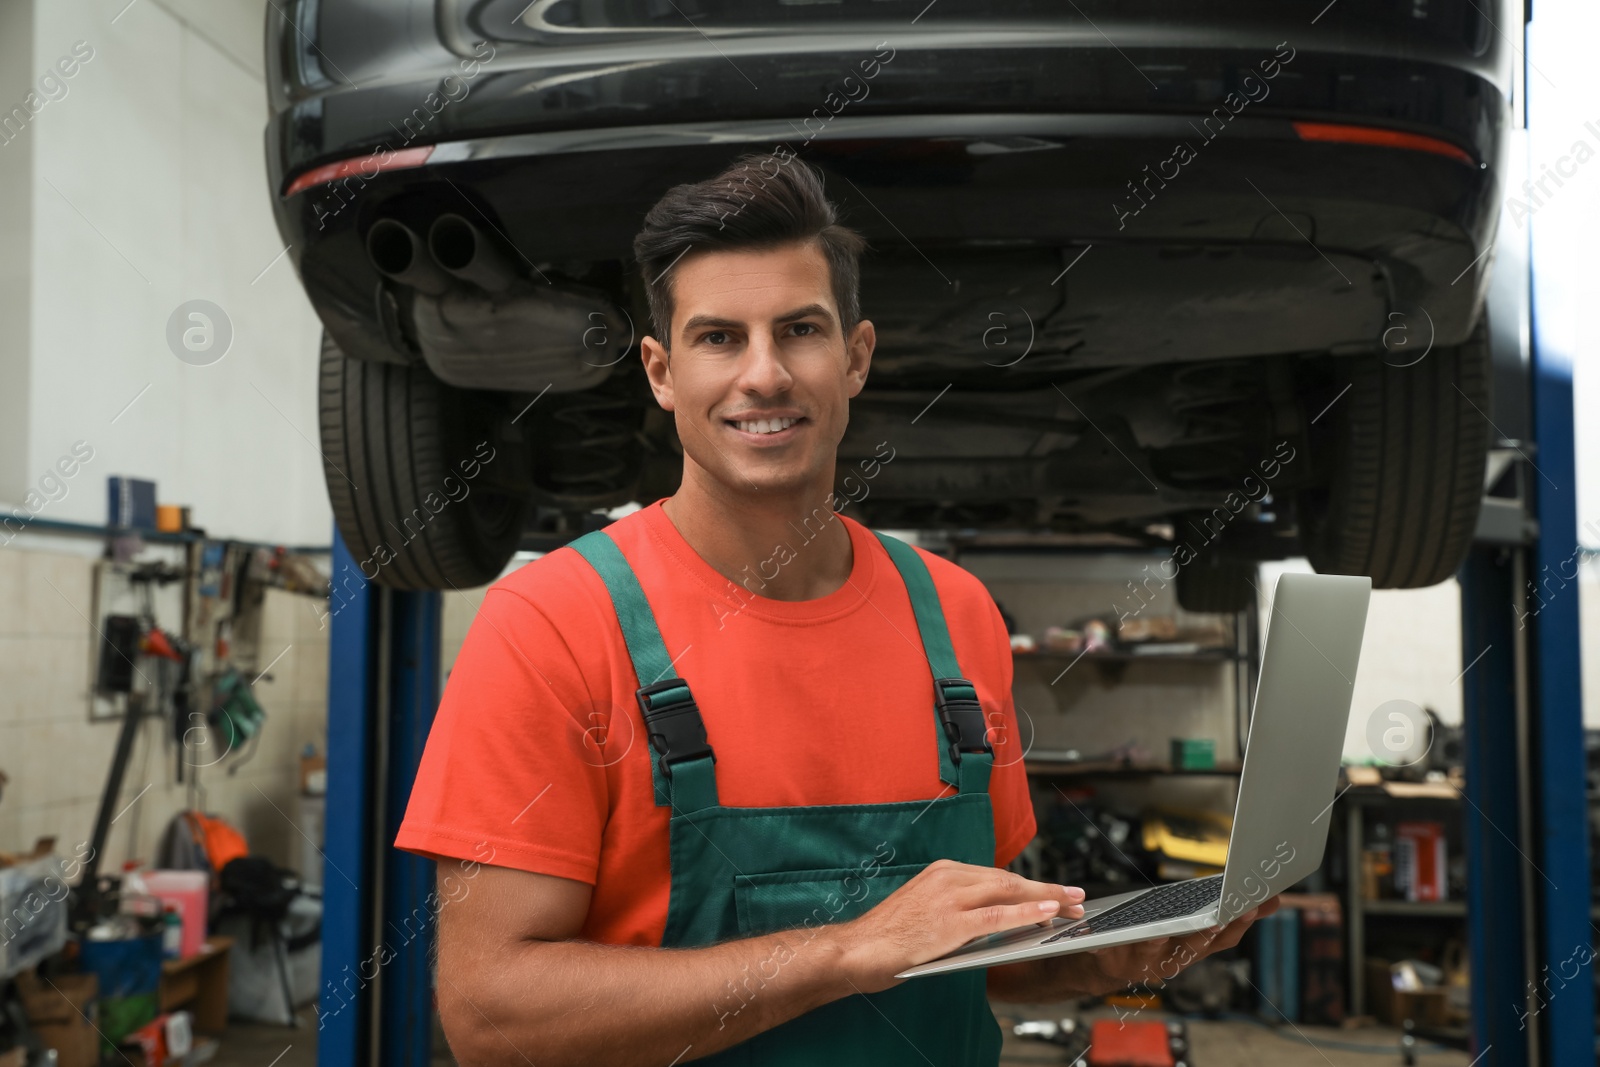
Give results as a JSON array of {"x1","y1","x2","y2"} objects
[{"x1": 728, "y1": 416, "x2": 802, "y2": 436}]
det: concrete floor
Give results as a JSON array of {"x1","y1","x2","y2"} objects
[
  {"x1": 992, "y1": 1000, "x2": 1474, "y2": 1067},
  {"x1": 207, "y1": 1008, "x2": 454, "y2": 1067},
  {"x1": 207, "y1": 1004, "x2": 1474, "y2": 1066}
]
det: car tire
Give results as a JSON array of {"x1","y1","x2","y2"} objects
[
  {"x1": 318, "y1": 333, "x2": 528, "y2": 590},
  {"x1": 1300, "y1": 323, "x2": 1490, "y2": 588},
  {"x1": 1176, "y1": 551, "x2": 1256, "y2": 614}
]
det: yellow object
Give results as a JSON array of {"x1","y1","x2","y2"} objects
[
  {"x1": 1142, "y1": 808, "x2": 1232, "y2": 867},
  {"x1": 1103, "y1": 990, "x2": 1161, "y2": 1010},
  {"x1": 156, "y1": 504, "x2": 184, "y2": 532},
  {"x1": 1156, "y1": 859, "x2": 1224, "y2": 882}
]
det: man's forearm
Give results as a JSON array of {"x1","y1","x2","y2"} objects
[{"x1": 440, "y1": 926, "x2": 859, "y2": 1066}]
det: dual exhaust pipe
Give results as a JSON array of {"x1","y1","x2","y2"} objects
[
  {"x1": 364, "y1": 212, "x2": 630, "y2": 394},
  {"x1": 366, "y1": 214, "x2": 517, "y2": 295}
]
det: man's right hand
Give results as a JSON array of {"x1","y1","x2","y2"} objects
[{"x1": 828, "y1": 859, "x2": 1085, "y2": 993}]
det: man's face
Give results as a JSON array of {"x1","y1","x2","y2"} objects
[{"x1": 640, "y1": 239, "x2": 874, "y2": 498}]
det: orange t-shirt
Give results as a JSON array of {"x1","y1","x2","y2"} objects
[{"x1": 395, "y1": 499, "x2": 1037, "y2": 947}]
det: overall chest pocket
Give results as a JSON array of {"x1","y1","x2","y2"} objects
[{"x1": 732, "y1": 862, "x2": 927, "y2": 939}]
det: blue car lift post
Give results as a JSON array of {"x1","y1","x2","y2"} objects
[
  {"x1": 1457, "y1": 11, "x2": 1594, "y2": 1057},
  {"x1": 319, "y1": 537, "x2": 442, "y2": 1067}
]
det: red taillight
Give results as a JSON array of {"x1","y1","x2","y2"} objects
[
  {"x1": 1291, "y1": 121, "x2": 1475, "y2": 166},
  {"x1": 283, "y1": 145, "x2": 436, "y2": 198}
]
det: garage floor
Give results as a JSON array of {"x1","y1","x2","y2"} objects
[
  {"x1": 206, "y1": 1008, "x2": 453, "y2": 1067},
  {"x1": 205, "y1": 1003, "x2": 1474, "y2": 1066},
  {"x1": 992, "y1": 1000, "x2": 1475, "y2": 1066}
]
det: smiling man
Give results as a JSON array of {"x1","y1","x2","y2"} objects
[{"x1": 397, "y1": 151, "x2": 1271, "y2": 1066}]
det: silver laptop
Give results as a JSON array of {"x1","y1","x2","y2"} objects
[{"x1": 896, "y1": 571, "x2": 1371, "y2": 980}]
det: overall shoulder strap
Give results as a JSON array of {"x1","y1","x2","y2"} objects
[
  {"x1": 568, "y1": 530, "x2": 719, "y2": 812},
  {"x1": 872, "y1": 532, "x2": 994, "y2": 795}
]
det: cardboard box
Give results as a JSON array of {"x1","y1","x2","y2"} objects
[
  {"x1": 17, "y1": 971, "x2": 97, "y2": 1023},
  {"x1": 1365, "y1": 959, "x2": 1451, "y2": 1027},
  {"x1": 300, "y1": 755, "x2": 326, "y2": 795},
  {"x1": 17, "y1": 972, "x2": 100, "y2": 1067},
  {"x1": 0, "y1": 836, "x2": 57, "y2": 868},
  {"x1": 31, "y1": 1022, "x2": 101, "y2": 1067}
]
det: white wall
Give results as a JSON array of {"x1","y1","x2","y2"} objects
[
  {"x1": 1260, "y1": 559, "x2": 1464, "y2": 761},
  {"x1": 3, "y1": 0, "x2": 329, "y2": 547},
  {"x1": 1529, "y1": 2, "x2": 1600, "y2": 728}
]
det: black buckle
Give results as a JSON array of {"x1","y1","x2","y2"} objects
[
  {"x1": 636, "y1": 678, "x2": 715, "y2": 777},
  {"x1": 934, "y1": 677, "x2": 992, "y2": 765}
]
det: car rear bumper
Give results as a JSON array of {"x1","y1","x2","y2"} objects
[
  {"x1": 272, "y1": 107, "x2": 1504, "y2": 376},
  {"x1": 268, "y1": 28, "x2": 1512, "y2": 193}
]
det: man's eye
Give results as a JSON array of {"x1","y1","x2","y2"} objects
[
  {"x1": 703, "y1": 331, "x2": 729, "y2": 345},
  {"x1": 792, "y1": 322, "x2": 817, "y2": 336}
]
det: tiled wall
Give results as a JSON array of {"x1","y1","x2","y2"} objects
[{"x1": 0, "y1": 542, "x2": 330, "y2": 877}]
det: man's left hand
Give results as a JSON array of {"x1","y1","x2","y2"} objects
[{"x1": 987, "y1": 896, "x2": 1281, "y2": 1002}]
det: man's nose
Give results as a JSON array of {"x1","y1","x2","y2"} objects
[{"x1": 736, "y1": 332, "x2": 793, "y2": 394}]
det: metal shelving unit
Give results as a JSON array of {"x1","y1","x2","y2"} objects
[
  {"x1": 1023, "y1": 757, "x2": 1242, "y2": 779},
  {"x1": 1342, "y1": 788, "x2": 1466, "y2": 1019}
]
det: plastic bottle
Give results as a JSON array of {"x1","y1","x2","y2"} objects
[
  {"x1": 1370, "y1": 821, "x2": 1395, "y2": 899},
  {"x1": 161, "y1": 904, "x2": 183, "y2": 958}
]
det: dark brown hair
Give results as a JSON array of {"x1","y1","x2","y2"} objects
[{"x1": 631, "y1": 151, "x2": 867, "y2": 350}]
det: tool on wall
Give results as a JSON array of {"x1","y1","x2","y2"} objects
[{"x1": 209, "y1": 669, "x2": 268, "y2": 775}]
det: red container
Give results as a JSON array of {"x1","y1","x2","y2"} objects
[
  {"x1": 1394, "y1": 821, "x2": 1447, "y2": 902},
  {"x1": 140, "y1": 870, "x2": 209, "y2": 957}
]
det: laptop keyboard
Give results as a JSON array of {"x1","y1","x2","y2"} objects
[{"x1": 1040, "y1": 875, "x2": 1224, "y2": 943}]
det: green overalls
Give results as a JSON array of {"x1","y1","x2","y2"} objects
[{"x1": 570, "y1": 527, "x2": 1005, "y2": 1066}]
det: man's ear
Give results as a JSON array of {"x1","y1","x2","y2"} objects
[
  {"x1": 640, "y1": 335, "x2": 675, "y2": 411},
  {"x1": 845, "y1": 318, "x2": 875, "y2": 399}
]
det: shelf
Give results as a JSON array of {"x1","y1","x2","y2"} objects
[
  {"x1": 1346, "y1": 781, "x2": 1461, "y2": 796},
  {"x1": 1013, "y1": 648, "x2": 1242, "y2": 664},
  {"x1": 1362, "y1": 900, "x2": 1467, "y2": 917},
  {"x1": 2, "y1": 514, "x2": 330, "y2": 554},
  {"x1": 1025, "y1": 758, "x2": 1243, "y2": 778}
]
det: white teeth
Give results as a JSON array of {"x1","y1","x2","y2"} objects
[{"x1": 735, "y1": 417, "x2": 796, "y2": 435}]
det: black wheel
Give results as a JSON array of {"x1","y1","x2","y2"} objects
[
  {"x1": 1299, "y1": 322, "x2": 1490, "y2": 587},
  {"x1": 1176, "y1": 551, "x2": 1256, "y2": 614},
  {"x1": 318, "y1": 333, "x2": 529, "y2": 589}
]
